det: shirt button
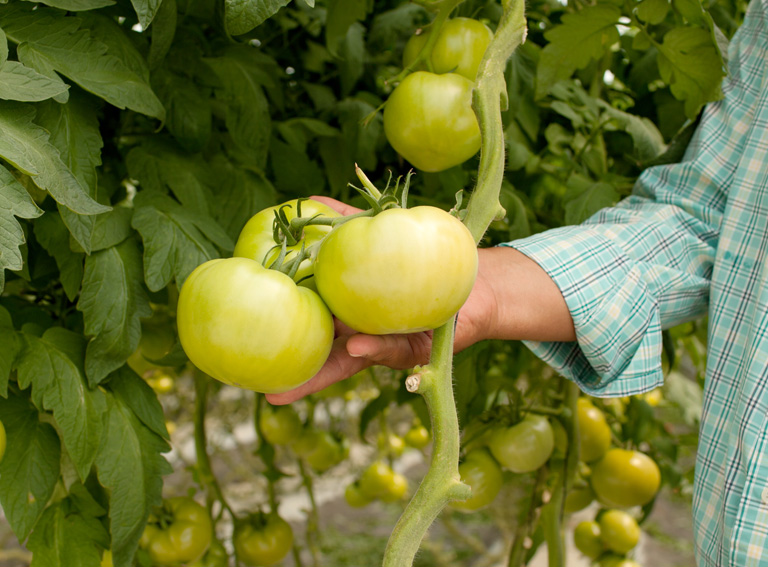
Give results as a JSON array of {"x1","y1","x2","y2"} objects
[{"x1": 762, "y1": 487, "x2": 768, "y2": 505}]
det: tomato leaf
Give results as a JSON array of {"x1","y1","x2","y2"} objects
[
  {"x1": 0, "y1": 306, "x2": 20, "y2": 397},
  {"x1": 108, "y1": 366, "x2": 171, "y2": 441},
  {"x1": 536, "y1": 5, "x2": 621, "y2": 99},
  {"x1": 325, "y1": 0, "x2": 368, "y2": 58},
  {"x1": 656, "y1": 26, "x2": 725, "y2": 119},
  {"x1": 0, "y1": 393, "x2": 61, "y2": 540},
  {"x1": 0, "y1": 101, "x2": 108, "y2": 216},
  {"x1": 597, "y1": 102, "x2": 666, "y2": 163},
  {"x1": 0, "y1": 5, "x2": 165, "y2": 119},
  {"x1": 224, "y1": 0, "x2": 291, "y2": 36},
  {"x1": 15, "y1": 329, "x2": 107, "y2": 481},
  {"x1": 33, "y1": 212, "x2": 85, "y2": 302},
  {"x1": 152, "y1": 68, "x2": 212, "y2": 152},
  {"x1": 95, "y1": 392, "x2": 171, "y2": 567},
  {"x1": 0, "y1": 164, "x2": 42, "y2": 292},
  {"x1": 78, "y1": 239, "x2": 152, "y2": 386},
  {"x1": 33, "y1": 0, "x2": 115, "y2": 10},
  {"x1": 131, "y1": 192, "x2": 225, "y2": 291},
  {"x1": 0, "y1": 61, "x2": 70, "y2": 102},
  {"x1": 359, "y1": 386, "x2": 396, "y2": 439},
  {"x1": 27, "y1": 497, "x2": 109, "y2": 567},
  {"x1": 563, "y1": 176, "x2": 620, "y2": 225},
  {"x1": 148, "y1": 0, "x2": 176, "y2": 70}
]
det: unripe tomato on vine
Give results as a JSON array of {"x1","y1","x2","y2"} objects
[
  {"x1": 573, "y1": 520, "x2": 603, "y2": 560},
  {"x1": 577, "y1": 397, "x2": 612, "y2": 462},
  {"x1": 598, "y1": 509, "x2": 640, "y2": 554},
  {"x1": 451, "y1": 448, "x2": 503, "y2": 513},
  {"x1": 177, "y1": 257, "x2": 334, "y2": 394},
  {"x1": 139, "y1": 497, "x2": 213, "y2": 566},
  {"x1": 590, "y1": 448, "x2": 661, "y2": 508},
  {"x1": 314, "y1": 206, "x2": 478, "y2": 334},
  {"x1": 359, "y1": 461, "x2": 408, "y2": 502},
  {"x1": 403, "y1": 17, "x2": 494, "y2": 80},
  {"x1": 404, "y1": 423, "x2": 431, "y2": 449},
  {"x1": 383, "y1": 71, "x2": 481, "y2": 172},
  {"x1": 259, "y1": 404, "x2": 302, "y2": 445},
  {"x1": 234, "y1": 513, "x2": 293, "y2": 566},
  {"x1": 486, "y1": 414, "x2": 555, "y2": 473}
]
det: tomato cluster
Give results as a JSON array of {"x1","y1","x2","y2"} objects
[
  {"x1": 346, "y1": 461, "x2": 409, "y2": 507},
  {"x1": 383, "y1": 17, "x2": 493, "y2": 172},
  {"x1": 574, "y1": 509, "x2": 641, "y2": 564}
]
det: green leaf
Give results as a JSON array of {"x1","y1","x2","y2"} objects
[
  {"x1": 16, "y1": 329, "x2": 107, "y2": 481},
  {"x1": 207, "y1": 154, "x2": 276, "y2": 240},
  {"x1": 131, "y1": 192, "x2": 223, "y2": 291},
  {"x1": 224, "y1": 0, "x2": 291, "y2": 35},
  {"x1": 26, "y1": 0, "x2": 115, "y2": 11},
  {"x1": 598, "y1": 101, "x2": 666, "y2": 162},
  {"x1": 95, "y1": 391, "x2": 171, "y2": 567},
  {"x1": 77, "y1": 239, "x2": 152, "y2": 387},
  {"x1": 563, "y1": 175, "x2": 620, "y2": 225},
  {"x1": 0, "y1": 305, "x2": 19, "y2": 396},
  {"x1": 326, "y1": 0, "x2": 368, "y2": 58},
  {"x1": 0, "y1": 164, "x2": 42, "y2": 291},
  {"x1": 88, "y1": 206, "x2": 134, "y2": 252},
  {"x1": 130, "y1": 0, "x2": 163, "y2": 29},
  {"x1": 206, "y1": 51, "x2": 272, "y2": 170},
  {"x1": 0, "y1": 61, "x2": 70, "y2": 102},
  {"x1": 27, "y1": 498, "x2": 109, "y2": 567},
  {"x1": 0, "y1": 101, "x2": 108, "y2": 215},
  {"x1": 656, "y1": 26, "x2": 725, "y2": 119},
  {"x1": 338, "y1": 22, "x2": 365, "y2": 96},
  {"x1": 33, "y1": 212, "x2": 85, "y2": 302},
  {"x1": 536, "y1": 5, "x2": 621, "y2": 99},
  {"x1": 0, "y1": 393, "x2": 61, "y2": 540},
  {"x1": 637, "y1": 0, "x2": 670, "y2": 25},
  {"x1": 148, "y1": 0, "x2": 177, "y2": 70},
  {"x1": 108, "y1": 365, "x2": 170, "y2": 440},
  {"x1": 152, "y1": 68, "x2": 212, "y2": 152},
  {"x1": 0, "y1": 5, "x2": 165, "y2": 119},
  {"x1": 270, "y1": 138, "x2": 325, "y2": 197},
  {"x1": 0, "y1": 26, "x2": 8, "y2": 64}
]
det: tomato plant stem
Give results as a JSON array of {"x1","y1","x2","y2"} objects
[{"x1": 382, "y1": 316, "x2": 471, "y2": 567}]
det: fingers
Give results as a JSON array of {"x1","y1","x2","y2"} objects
[
  {"x1": 346, "y1": 333, "x2": 432, "y2": 369},
  {"x1": 310, "y1": 195, "x2": 362, "y2": 216}
]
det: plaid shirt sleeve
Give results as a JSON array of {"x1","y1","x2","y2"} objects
[{"x1": 502, "y1": 82, "x2": 733, "y2": 398}]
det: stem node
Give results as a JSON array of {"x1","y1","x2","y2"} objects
[{"x1": 405, "y1": 373, "x2": 422, "y2": 393}]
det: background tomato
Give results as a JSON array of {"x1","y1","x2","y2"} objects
[
  {"x1": 359, "y1": 461, "x2": 402, "y2": 501},
  {"x1": 573, "y1": 520, "x2": 603, "y2": 560},
  {"x1": 383, "y1": 71, "x2": 481, "y2": 172},
  {"x1": 345, "y1": 482, "x2": 373, "y2": 508},
  {"x1": 259, "y1": 405, "x2": 302, "y2": 445},
  {"x1": 404, "y1": 424, "x2": 430, "y2": 449},
  {"x1": 235, "y1": 514, "x2": 294, "y2": 566},
  {"x1": 590, "y1": 448, "x2": 661, "y2": 508},
  {"x1": 139, "y1": 497, "x2": 212, "y2": 566},
  {"x1": 598, "y1": 509, "x2": 640, "y2": 554},
  {"x1": 487, "y1": 414, "x2": 555, "y2": 473},
  {"x1": 451, "y1": 448, "x2": 503, "y2": 513},
  {"x1": 402, "y1": 17, "x2": 494, "y2": 80},
  {"x1": 564, "y1": 484, "x2": 595, "y2": 514},
  {"x1": 577, "y1": 398, "x2": 612, "y2": 462},
  {"x1": 177, "y1": 257, "x2": 334, "y2": 393},
  {"x1": 314, "y1": 206, "x2": 478, "y2": 334},
  {"x1": 234, "y1": 199, "x2": 340, "y2": 284}
]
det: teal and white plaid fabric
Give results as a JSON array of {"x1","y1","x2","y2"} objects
[{"x1": 504, "y1": 1, "x2": 768, "y2": 564}]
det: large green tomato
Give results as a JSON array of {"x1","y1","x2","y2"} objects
[
  {"x1": 451, "y1": 448, "x2": 503, "y2": 513},
  {"x1": 403, "y1": 18, "x2": 494, "y2": 80},
  {"x1": 234, "y1": 514, "x2": 293, "y2": 566},
  {"x1": 314, "y1": 206, "x2": 478, "y2": 334},
  {"x1": 0, "y1": 419, "x2": 5, "y2": 464},
  {"x1": 590, "y1": 448, "x2": 661, "y2": 508},
  {"x1": 234, "y1": 199, "x2": 340, "y2": 284},
  {"x1": 487, "y1": 414, "x2": 555, "y2": 473},
  {"x1": 177, "y1": 257, "x2": 333, "y2": 393},
  {"x1": 577, "y1": 398, "x2": 612, "y2": 463},
  {"x1": 383, "y1": 71, "x2": 481, "y2": 172},
  {"x1": 139, "y1": 497, "x2": 212, "y2": 566}
]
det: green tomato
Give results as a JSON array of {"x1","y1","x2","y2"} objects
[
  {"x1": 451, "y1": 448, "x2": 503, "y2": 513},
  {"x1": 378, "y1": 433, "x2": 406, "y2": 457},
  {"x1": 403, "y1": 18, "x2": 494, "y2": 80},
  {"x1": 404, "y1": 424, "x2": 431, "y2": 449},
  {"x1": 379, "y1": 472, "x2": 409, "y2": 503},
  {"x1": 0, "y1": 419, "x2": 5, "y2": 464},
  {"x1": 563, "y1": 483, "x2": 596, "y2": 514},
  {"x1": 359, "y1": 461, "x2": 398, "y2": 500},
  {"x1": 344, "y1": 482, "x2": 373, "y2": 508},
  {"x1": 590, "y1": 448, "x2": 661, "y2": 508},
  {"x1": 259, "y1": 405, "x2": 302, "y2": 445},
  {"x1": 314, "y1": 206, "x2": 478, "y2": 334},
  {"x1": 177, "y1": 257, "x2": 334, "y2": 394},
  {"x1": 383, "y1": 71, "x2": 481, "y2": 172},
  {"x1": 573, "y1": 520, "x2": 603, "y2": 560},
  {"x1": 577, "y1": 398, "x2": 612, "y2": 463},
  {"x1": 234, "y1": 514, "x2": 293, "y2": 566},
  {"x1": 234, "y1": 199, "x2": 340, "y2": 284},
  {"x1": 139, "y1": 497, "x2": 213, "y2": 566},
  {"x1": 598, "y1": 509, "x2": 640, "y2": 554},
  {"x1": 303, "y1": 430, "x2": 347, "y2": 472},
  {"x1": 487, "y1": 414, "x2": 555, "y2": 473},
  {"x1": 188, "y1": 540, "x2": 229, "y2": 567}
]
